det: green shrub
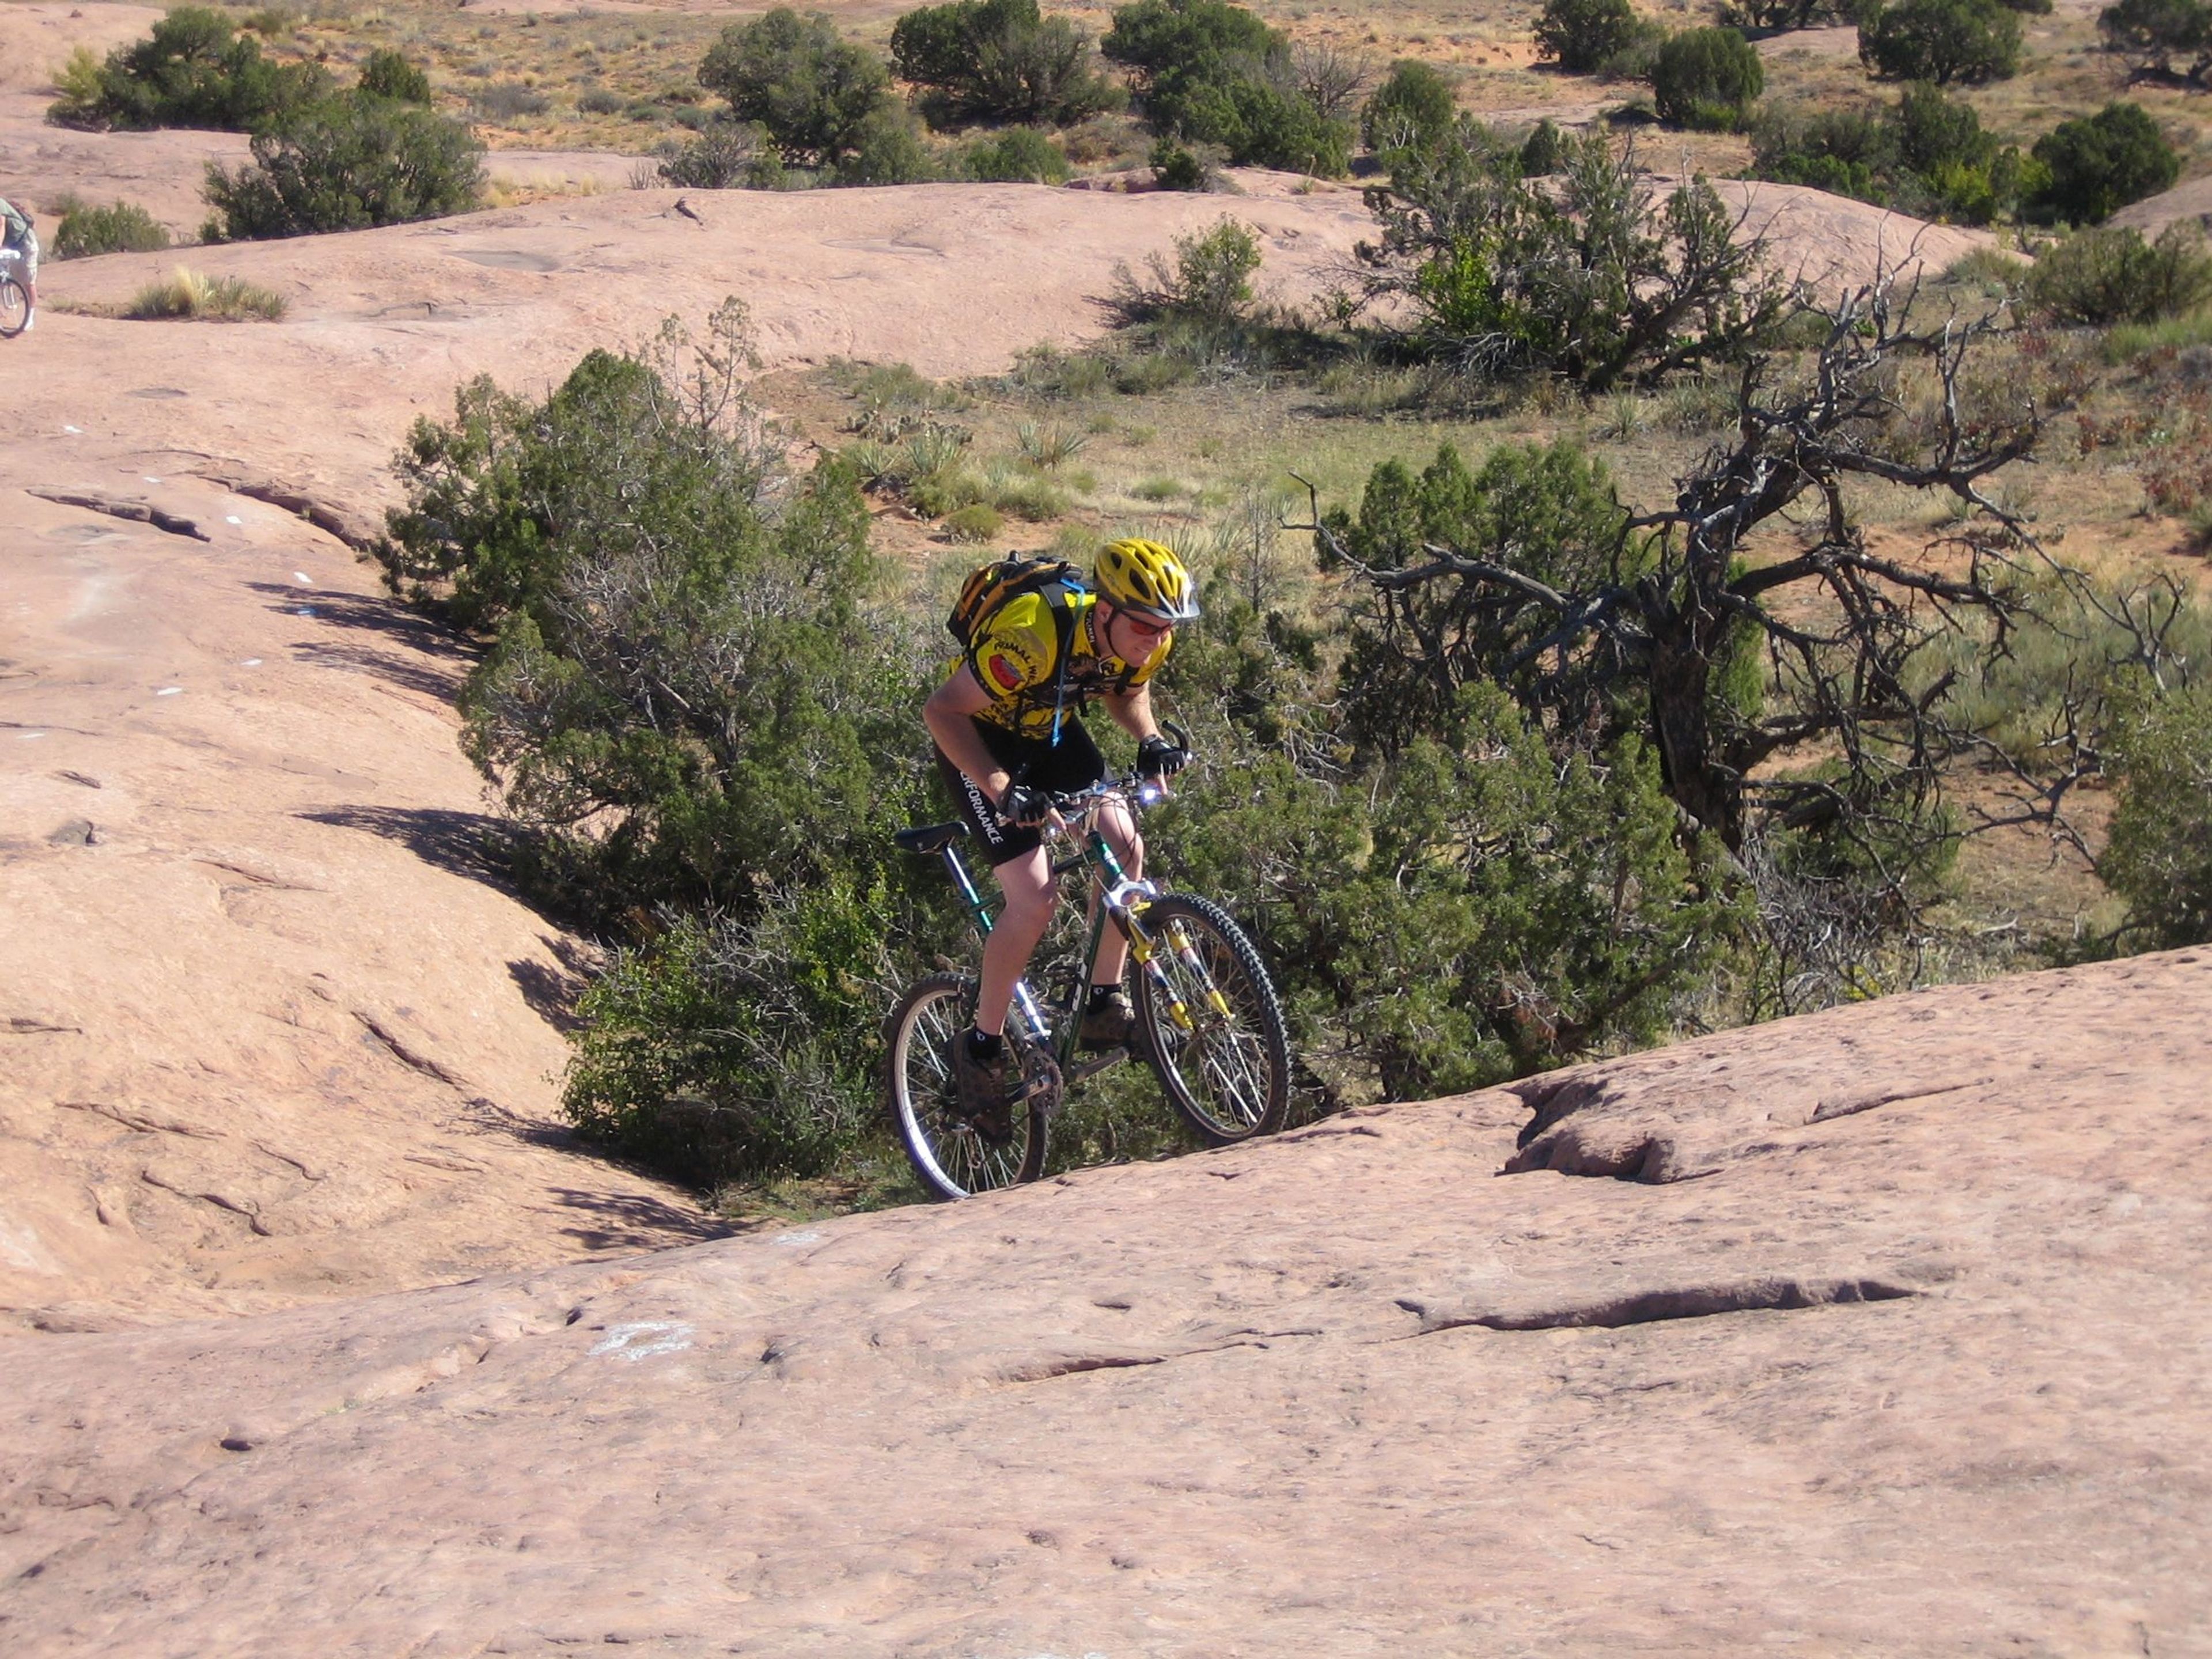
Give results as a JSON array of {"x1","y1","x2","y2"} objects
[
  {"x1": 653, "y1": 122, "x2": 789, "y2": 189},
  {"x1": 1749, "y1": 104, "x2": 1892, "y2": 200},
  {"x1": 1103, "y1": 0, "x2": 1350, "y2": 173},
  {"x1": 1858, "y1": 0, "x2": 2023, "y2": 84},
  {"x1": 377, "y1": 301, "x2": 918, "y2": 913},
  {"x1": 1533, "y1": 0, "x2": 1642, "y2": 72},
  {"x1": 2027, "y1": 101, "x2": 2180, "y2": 225},
  {"x1": 1150, "y1": 137, "x2": 1214, "y2": 189},
  {"x1": 1173, "y1": 216, "x2": 1262, "y2": 320},
  {"x1": 48, "y1": 5, "x2": 331, "y2": 131},
  {"x1": 1651, "y1": 26, "x2": 1763, "y2": 130},
  {"x1": 1518, "y1": 118, "x2": 1568, "y2": 176},
  {"x1": 577, "y1": 87, "x2": 626, "y2": 116},
  {"x1": 563, "y1": 892, "x2": 901, "y2": 1184},
  {"x1": 834, "y1": 104, "x2": 940, "y2": 183},
  {"x1": 202, "y1": 91, "x2": 484, "y2": 240},
  {"x1": 50, "y1": 196, "x2": 171, "y2": 259},
  {"x1": 891, "y1": 0, "x2": 1120, "y2": 129},
  {"x1": 1748, "y1": 82, "x2": 2033, "y2": 222},
  {"x1": 2103, "y1": 681, "x2": 2212, "y2": 948},
  {"x1": 1368, "y1": 127, "x2": 1790, "y2": 389},
  {"x1": 942, "y1": 502, "x2": 1005, "y2": 540},
  {"x1": 1719, "y1": 0, "x2": 1846, "y2": 28},
  {"x1": 2098, "y1": 0, "x2": 2212, "y2": 86},
  {"x1": 1362, "y1": 59, "x2": 1457, "y2": 161},
  {"x1": 960, "y1": 125, "x2": 1072, "y2": 181},
  {"x1": 2024, "y1": 224, "x2": 2212, "y2": 324},
  {"x1": 357, "y1": 48, "x2": 431, "y2": 105},
  {"x1": 471, "y1": 82, "x2": 549, "y2": 122},
  {"x1": 699, "y1": 7, "x2": 891, "y2": 168},
  {"x1": 123, "y1": 266, "x2": 287, "y2": 320}
]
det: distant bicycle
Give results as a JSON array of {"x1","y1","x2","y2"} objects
[
  {"x1": 885, "y1": 745, "x2": 1291, "y2": 1200},
  {"x1": 0, "y1": 249, "x2": 29, "y2": 339}
]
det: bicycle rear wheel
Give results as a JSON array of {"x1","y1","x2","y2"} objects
[
  {"x1": 0, "y1": 276, "x2": 28, "y2": 339},
  {"x1": 886, "y1": 972, "x2": 1048, "y2": 1200},
  {"x1": 1131, "y1": 893, "x2": 1291, "y2": 1144}
]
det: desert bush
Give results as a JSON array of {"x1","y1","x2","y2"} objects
[
  {"x1": 1115, "y1": 215, "x2": 1264, "y2": 325},
  {"x1": 2098, "y1": 0, "x2": 2212, "y2": 86},
  {"x1": 890, "y1": 0, "x2": 1120, "y2": 129},
  {"x1": 1150, "y1": 137, "x2": 1217, "y2": 189},
  {"x1": 833, "y1": 104, "x2": 940, "y2": 183},
  {"x1": 1858, "y1": 0, "x2": 2022, "y2": 84},
  {"x1": 698, "y1": 7, "x2": 891, "y2": 168},
  {"x1": 471, "y1": 82, "x2": 548, "y2": 122},
  {"x1": 577, "y1": 87, "x2": 626, "y2": 116},
  {"x1": 563, "y1": 898, "x2": 895, "y2": 1184},
  {"x1": 1518, "y1": 118, "x2": 1568, "y2": 176},
  {"x1": 1362, "y1": 127, "x2": 1791, "y2": 389},
  {"x1": 123, "y1": 266, "x2": 287, "y2": 319},
  {"x1": 1748, "y1": 82, "x2": 2034, "y2": 221},
  {"x1": 202, "y1": 90, "x2": 484, "y2": 239},
  {"x1": 1533, "y1": 0, "x2": 1642, "y2": 72},
  {"x1": 1719, "y1": 0, "x2": 1847, "y2": 29},
  {"x1": 2027, "y1": 101, "x2": 2180, "y2": 225},
  {"x1": 1749, "y1": 103, "x2": 1892, "y2": 199},
  {"x1": 357, "y1": 48, "x2": 430, "y2": 105},
  {"x1": 50, "y1": 196, "x2": 171, "y2": 259},
  {"x1": 1103, "y1": 0, "x2": 1351, "y2": 173},
  {"x1": 2104, "y1": 682, "x2": 2212, "y2": 948},
  {"x1": 1361, "y1": 59, "x2": 1457, "y2": 162},
  {"x1": 378, "y1": 301, "x2": 917, "y2": 905},
  {"x1": 2024, "y1": 224, "x2": 2212, "y2": 324},
  {"x1": 960, "y1": 125, "x2": 1072, "y2": 181},
  {"x1": 48, "y1": 5, "x2": 330, "y2": 131},
  {"x1": 653, "y1": 122, "x2": 789, "y2": 189},
  {"x1": 942, "y1": 502, "x2": 1006, "y2": 540},
  {"x1": 1650, "y1": 26, "x2": 1763, "y2": 130}
]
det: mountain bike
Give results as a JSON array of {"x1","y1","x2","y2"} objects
[
  {"x1": 885, "y1": 753, "x2": 1291, "y2": 1200},
  {"x1": 0, "y1": 250, "x2": 29, "y2": 339}
]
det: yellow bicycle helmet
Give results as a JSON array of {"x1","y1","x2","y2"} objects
[{"x1": 1094, "y1": 537, "x2": 1201, "y2": 624}]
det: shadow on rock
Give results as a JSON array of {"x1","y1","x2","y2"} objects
[
  {"x1": 548, "y1": 1185, "x2": 731, "y2": 1250},
  {"x1": 300, "y1": 805, "x2": 508, "y2": 885},
  {"x1": 249, "y1": 584, "x2": 478, "y2": 662}
]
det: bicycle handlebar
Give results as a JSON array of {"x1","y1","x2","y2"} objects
[{"x1": 1040, "y1": 721, "x2": 1190, "y2": 819}]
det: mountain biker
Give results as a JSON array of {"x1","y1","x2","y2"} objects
[
  {"x1": 0, "y1": 196, "x2": 37, "y2": 330},
  {"x1": 923, "y1": 537, "x2": 1200, "y2": 1136}
]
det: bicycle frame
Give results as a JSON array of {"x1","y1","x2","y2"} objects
[{"x1": 922, "y1": 777, "x2": 1213, "y2": 1100}]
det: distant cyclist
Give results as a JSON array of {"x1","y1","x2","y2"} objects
[
  {"x1": 1, "y1": 196, "x2": 38, "y2": 332},
  {"x1": 923, "y1": 538, "x2": 1200, "y2": 1133}
]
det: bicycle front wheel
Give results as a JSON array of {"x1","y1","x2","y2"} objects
[
  {"x1": 1131, "y1": 893, "x2": 1291, "y2": 1144},
  {"x1": 0, "y1": 277, "x2": 28, "y2": 340},
  {"x1": 886, "y1": 972, "x2": 1047, "y2": 1200}
]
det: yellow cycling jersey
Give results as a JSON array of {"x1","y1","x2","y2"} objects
[{"x1": 961, "y1": 587, "x2": 1169, "y2": 737}]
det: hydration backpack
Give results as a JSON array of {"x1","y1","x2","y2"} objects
[
  {"x1": 946, "y1": 554, "x2": 1086, "y2": 743},
  {"x1": 946, "y1": 554, "x2": 1082, "y2": 653}
]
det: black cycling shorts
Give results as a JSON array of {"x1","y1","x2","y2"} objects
[{"x1": 935, "y1": 717, "x2": 1107, "y2": 868}]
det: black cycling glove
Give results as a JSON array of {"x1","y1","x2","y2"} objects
[
  {"x1": 998, "y1": 781, "x2": 1056, "y2": 828},
  {"x1": 1137, "y1": 733, "x2": 1192, "y2": 781}
]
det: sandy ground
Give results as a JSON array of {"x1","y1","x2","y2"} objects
[{"x1": 1, "y1": 948, "x2": 2206, "y2": 1653}]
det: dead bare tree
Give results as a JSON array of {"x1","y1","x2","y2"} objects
[{"x1": 1305, "y1": 266, "x2": 2047, "y2": 891}]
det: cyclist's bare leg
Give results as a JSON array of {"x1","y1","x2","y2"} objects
[
  {"x1": 975, "y1": 848, "x2": 1056, "y2": 1036},
  {"x1": 1088, "y1": 798, "x2": 1143, "y2": 988}
]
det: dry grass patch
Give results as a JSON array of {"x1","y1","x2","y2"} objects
[{"x1": 120, "y1": 267, "x2": 289, "y2": 321}]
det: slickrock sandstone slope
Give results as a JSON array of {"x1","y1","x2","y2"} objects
[
  {"x1": 0, "y1": 480, "x2": 725, "y2": 1332},
  {"x1": 3, "y1": 950, "x2": 2207, "y2": 1656}
]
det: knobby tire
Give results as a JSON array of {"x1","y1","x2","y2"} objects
[
  {"x1": 885, "y1": 972, "x2": 1047, "y2": 1200},
  {"x1": 0, "y1": 276, "x2": 28, "y2": 339},
  {"x1": 1132, "y1": 892, "x2": 1291, "y2": 1144}
]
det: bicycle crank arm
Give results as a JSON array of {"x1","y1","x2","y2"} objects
[{"x1": 1063, "y1": 1047, "x2": 1132, "y2": 1086}]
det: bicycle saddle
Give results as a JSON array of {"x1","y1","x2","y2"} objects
[{"x1": 895, "y1": 822, "x2": 968, "y2": 854}]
